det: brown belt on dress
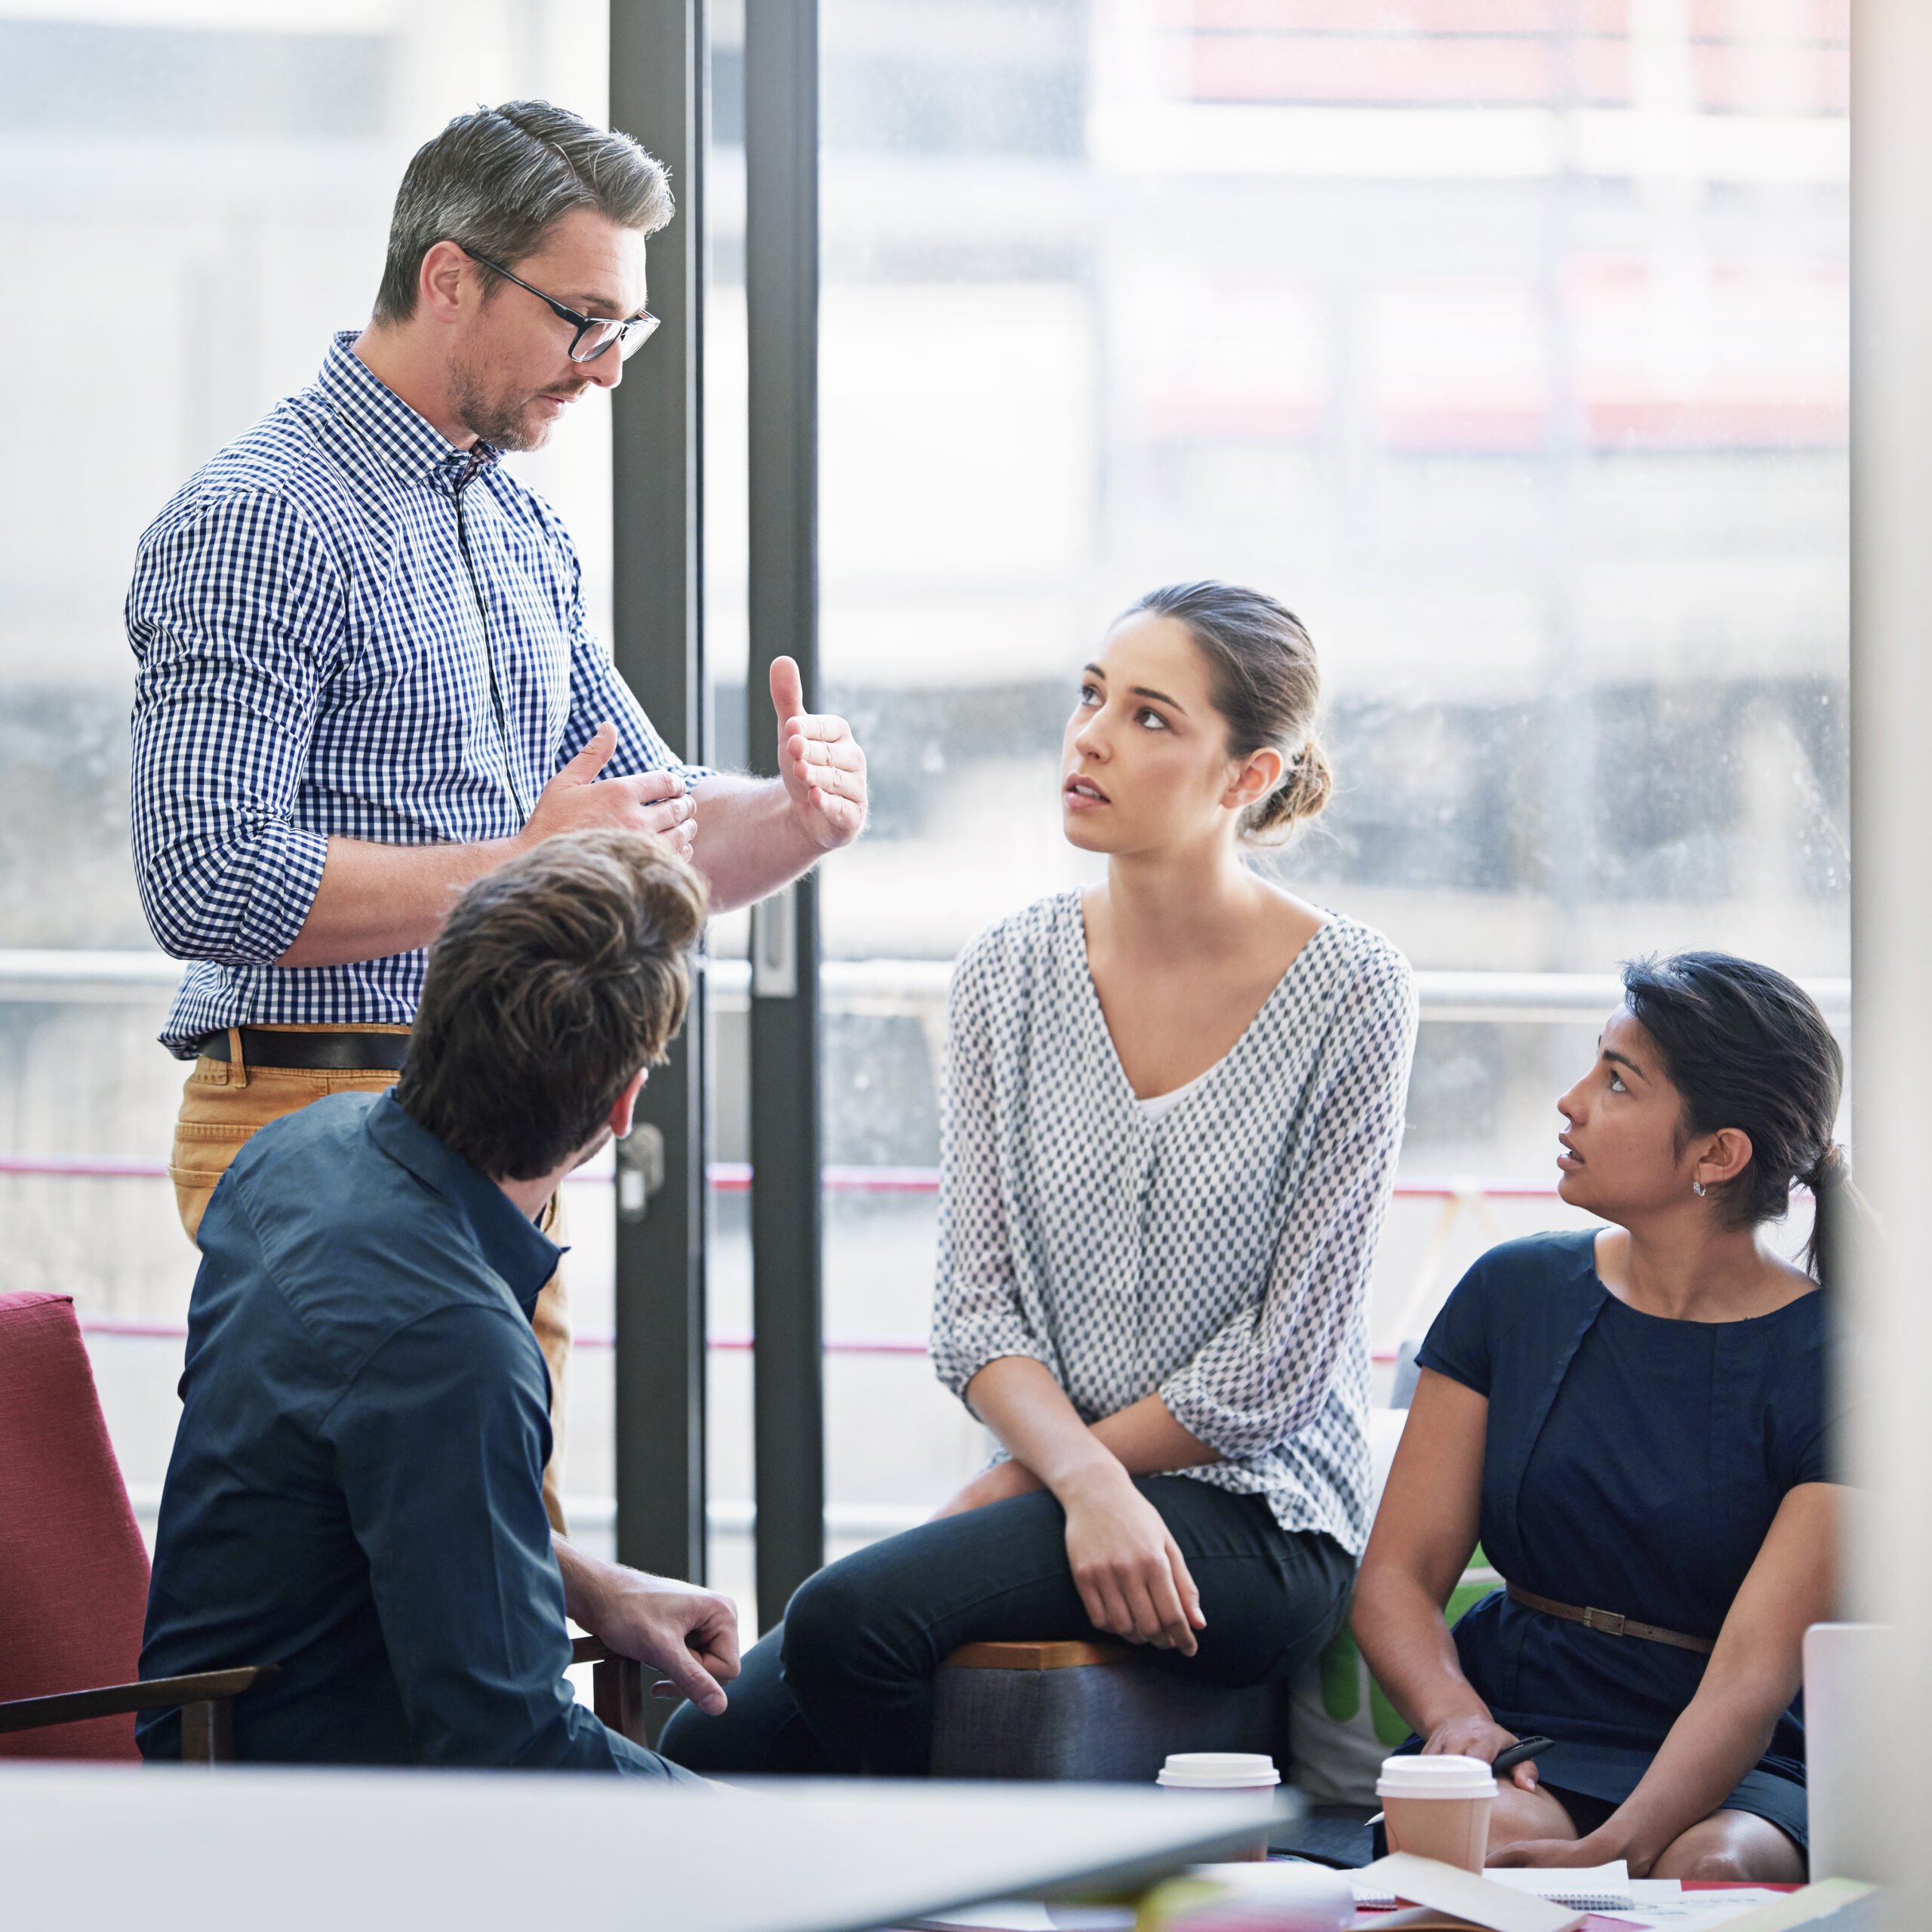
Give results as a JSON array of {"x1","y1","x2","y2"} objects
[{"x1": 1506, "y1": 1583, "x2": 1715, "y2": 1656}]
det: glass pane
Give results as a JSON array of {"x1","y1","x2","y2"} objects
[
  {"x1": 704, "y1": 0, "x2": 758, "y2": 1614},
  {"x1": 0, "y1": 3, "x2": 621, "y2": 1552},
  {"x1": 816, "y1": 0, "x2": 1849, "y2": 1542}
]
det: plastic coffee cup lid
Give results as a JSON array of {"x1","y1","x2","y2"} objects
[
  {"x1": 1375, "y1": 1754, "x2": 1497, "y2": 1800},
  {"x1": 1156, "y1": 1752, "x2": 1281, "y2": 1789}
]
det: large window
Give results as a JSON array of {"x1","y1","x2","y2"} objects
[
  {"x1": 0, "y1": 0, "x2": 624, "y2": 1554},
  {"x1": 2, "y1": 1, "x2": 1848, "y2": 1632},
  {"x1": 796, "y1": 0, "x2": 1850, "y2": 1601}
]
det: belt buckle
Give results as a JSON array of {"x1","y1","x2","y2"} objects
[{"x1": 1583, "y1": 1606, "x2": 1626, "y2": 1636}]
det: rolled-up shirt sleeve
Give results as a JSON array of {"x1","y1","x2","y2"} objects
[
  {"x1": 127, "y1": 491, "x2": 337, "y2": 964},
  {"x1": 328, "y1": 1303, "x2": 695, "y2": 1777},
  {"x1": 931, "y1": 941, "x2": 1058, "y2": 1398},
  {"x1": 1158, "y1": 952, "x2": 1418, "y2": 1462}
]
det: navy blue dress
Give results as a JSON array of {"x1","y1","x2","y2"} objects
[{"x1": 1412, "y1": 1231, "x2": 1835, "y2": 1856}]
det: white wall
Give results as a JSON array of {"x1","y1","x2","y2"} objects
[{"x1": 1846, "y1": 0, "x2": 1932, "y2": 1904}]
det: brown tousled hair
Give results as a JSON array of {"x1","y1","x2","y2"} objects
[
  {"x1": 1124, "y1": 580, "x2": 1332, "y2": 844},
  {"x1": 396, "y1": 830, "x2": 706, "y2": 1181}
]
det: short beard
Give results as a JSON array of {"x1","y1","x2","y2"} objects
[{"x1": 449, "y1": 352, "x2": 547, "y2": 454}]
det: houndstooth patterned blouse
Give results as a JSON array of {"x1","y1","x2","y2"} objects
[{"x1": 931, "y1": 891, "x2": 1418, "y2": 1556}]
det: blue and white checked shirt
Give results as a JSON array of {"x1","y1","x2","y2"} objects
[{"x1": 128, "y1": 331, "x2": 703, "y2": 1054}]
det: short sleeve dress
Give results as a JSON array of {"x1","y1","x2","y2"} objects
[{"x1": 1412, "y1": 1230, "x2": 1836, "y2": 1855}]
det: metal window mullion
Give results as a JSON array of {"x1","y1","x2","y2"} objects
[
  {"x1": 744, "y1": 0, "x2": 824, "y2": 1632},
  {"x1": 610, "y1": 0, "x2": 708, "y2": 1596}
]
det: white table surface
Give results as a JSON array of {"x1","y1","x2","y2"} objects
[{"x1": 0, "y1": 1764, "x2": 1281, "y2": 1932}]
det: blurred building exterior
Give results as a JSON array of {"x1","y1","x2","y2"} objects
[{"x1": 0, "y1": 0, "x2": 1847, "y2": 1619}]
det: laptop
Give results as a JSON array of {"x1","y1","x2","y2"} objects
[{"x1": 1804, "y1": 1621, "x2": 1897, "y2": 1884}]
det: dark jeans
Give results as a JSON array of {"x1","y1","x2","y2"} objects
[{"x1": 659, "y1": 1474, "x2": 1353, "y2": 1777}]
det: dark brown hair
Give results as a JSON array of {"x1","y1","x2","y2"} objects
[
  {"x1": 374, "y1": 100, "x2": 673, "y2": 324},
  {"x1": 1620, "y1": 951, "x2": 1847, "y2": 1281},
  {"x1": 396, "y1": 831, "x2": 706, "y2": 1181},
  {"x1": 1124, "y1": 580, "x2": 1332, "y2": 843}
]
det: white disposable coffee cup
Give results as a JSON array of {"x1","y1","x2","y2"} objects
[
  {"x1": 1156, "y1": 1752, "x2": 1280, "y2": 1862},
  {"x1": 1375, "y1": 1754, "x2": 1495, "y2": 1873}
]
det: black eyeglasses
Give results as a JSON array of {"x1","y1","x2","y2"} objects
[{"x1": 464, "y1": 249, "x2": 660, "y2": 363}]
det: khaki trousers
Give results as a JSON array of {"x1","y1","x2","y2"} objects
[{"x1": 168, "y1": 1025, "x2": 573, "y2": 1535}]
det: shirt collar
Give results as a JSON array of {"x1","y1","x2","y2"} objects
[
  {"x1": 365, "y1": 1091, "x2": 561, "y2": 1311},
  {"x1": 314, "y1": 329, "x2": 503, "y2": 496}
]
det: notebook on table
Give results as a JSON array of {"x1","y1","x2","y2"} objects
[{"x1": 1352, "y1": 1863, "x2": 1638, "y2": 1913}]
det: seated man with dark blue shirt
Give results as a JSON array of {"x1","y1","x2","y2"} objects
[{"x1": 139, "y1": 831, "x2": 732, "y2": 1772}]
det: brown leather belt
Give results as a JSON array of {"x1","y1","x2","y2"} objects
[
  {"x1": 195, "y1": 1028, "x2": 411, "y2": 1073},
  {"x1": 1507, "y1": 1583, "x2": 1715, "y2": 1656}
]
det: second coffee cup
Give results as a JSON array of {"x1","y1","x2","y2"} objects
[
  {"x1": 1375, "y1": 1753, "x2": 1496, "y2": 1872},
  {"x1": 1155, "y1": 1752, "x2": 1281, "y2": 1863}
]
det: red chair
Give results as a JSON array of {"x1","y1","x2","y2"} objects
[
  {"x1": 0, "y1": 1290, "x2": 645, "y2": 1763},
  {"x1": 0, "y1": 1290, "x2": 272, "y2": 1761}
]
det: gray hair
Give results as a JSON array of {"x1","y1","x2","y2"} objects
[{"x1": 374, "y1": 100, "x2": 673, "y2": 323}]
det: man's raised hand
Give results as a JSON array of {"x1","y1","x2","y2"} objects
[
  {"x1": 521, "y1": 720, "x2": 696, "y2": 863},
  {"x1": 771, "y1": 656, "x2": 867, "y2": 850}
]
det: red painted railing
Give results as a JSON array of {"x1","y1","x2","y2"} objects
[
  {"x1": 0, "y1": 1150, "x2": 1559, "y2": 1201},
  {"x1": 31, "y1": 1154, "x2": 1562, "y2": 1364}
]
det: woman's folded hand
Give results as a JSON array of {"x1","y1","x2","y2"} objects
[{"x1": 1060, "y1": 1466, "x2": 1207, "y2": 1654}]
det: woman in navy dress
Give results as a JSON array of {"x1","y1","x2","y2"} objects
[{"x1": 1353, "y1": 952, "x2": 1849, "y2": 1881}]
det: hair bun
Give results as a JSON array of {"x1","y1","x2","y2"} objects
[{"x1": 1245, "y1": 737, "x2": 1334, "y2": 844}]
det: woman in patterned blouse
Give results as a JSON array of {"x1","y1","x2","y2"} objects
[{"x1": 662, "y1": 580, "x2": 1419, "y2": 1777}]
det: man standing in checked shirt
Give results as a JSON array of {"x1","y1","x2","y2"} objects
[{"x1": 126, "y1": 101, "x2": 868, "y2": 1535}]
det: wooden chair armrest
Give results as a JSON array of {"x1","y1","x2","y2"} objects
[
  {"x1": 0, "y1": 1666, "x2": 277, "y2": 1740},
  {"x1": 569, "y1": 1636, "x2": 651, "y2": 1746}
]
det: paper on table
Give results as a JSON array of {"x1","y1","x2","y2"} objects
[
  {"x1": 1702, "y1": 1880, "x2": 1881, "y2": 1930},
  {"x1": 1361, "y1": 1911, "x2": 1503, "y2": 1930},
  {"x1": 1355, "y1": 1863, "x2": 1640, "y2": 1911},
  {"x1": 1356, "y1": 1855, "x2": 1585, "y2": 1932},
  {"x1": 1585, "y1": 1892, "x2": 1805, "y2": 1930},
  {"x1": 1486, "y1": 1865, "x2": 1634, "y2": 1899}
]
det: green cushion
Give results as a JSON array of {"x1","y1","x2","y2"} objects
[{"x1": 1289, "y1": 1549, "x2": 1501, "y2": 1798}]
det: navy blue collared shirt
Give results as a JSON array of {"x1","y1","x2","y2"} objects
[{"x1": 138, "y1": 1089, "x2": 689, "y2": 1777}]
